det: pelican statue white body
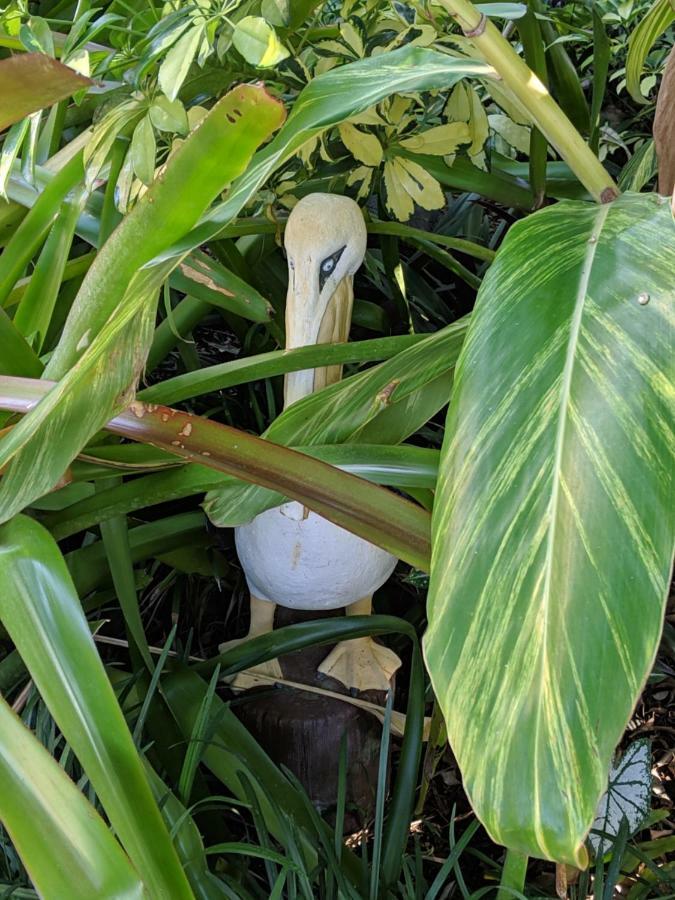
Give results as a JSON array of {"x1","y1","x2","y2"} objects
[{"x1": 226, "y1": 193, "x2": 401, "y2": 694}]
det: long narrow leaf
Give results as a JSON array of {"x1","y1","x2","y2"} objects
[
  {"x1": 0, "y1": 694, "x2": 145, "y2": 900},
  {"x1": 0, "y1": 515, "x2": 194, "y2": 898},
  {"x1": 0, "y1": 378, "x2": 431, "y2": 569}
]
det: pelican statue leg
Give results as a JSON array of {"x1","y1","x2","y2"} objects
[
  {"x1": 230, "y1": 193, "x2": 402, "y2": 695},
  {"x1": 317, "y1": 596, "x2": 401, "y2": 694},
  {"x1": 218, "y1": 594, "x2": 282, "y2": 690}
]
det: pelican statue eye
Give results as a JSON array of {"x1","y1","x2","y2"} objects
[{"x1": 319, "y1": 245, "x2": 346, "y2": 291}]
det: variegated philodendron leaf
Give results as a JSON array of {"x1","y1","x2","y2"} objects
[
  {"x1": 425, "y1": 192, "x2": 675, "y2": 866},
  {"x1": 590, "y1": 739, "x2": 652, "y2": 859}
]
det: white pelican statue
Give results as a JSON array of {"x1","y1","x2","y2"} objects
[{"x1": 225, "y1": 193, "x2": 401, "y2": 694}]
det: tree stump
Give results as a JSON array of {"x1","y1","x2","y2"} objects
[{"x1": 231, "y1": 606, "x2": 391, "y2": 831}]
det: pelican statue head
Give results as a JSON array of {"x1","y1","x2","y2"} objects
[{"x1": 283, "y1": 193, "x2": 367, "y2": 407}]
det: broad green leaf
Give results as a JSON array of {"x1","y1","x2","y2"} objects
[
  {"x1": 0, "y1": 85, "x2": 285, "y2": 523},
  {"x1": 531, "y1": 0, "x2": 590, "y2": 133},
  {"x1": 425, "y1": 192, "x2": 675, "y2": 866},
  {"x1": 142, "y1": 332, "x2": 424, "y2": 405},
  {"x1": 0, "y1": 515, "x2": 193, "y2": 898},
  {"x1": 0, "y1": 695, "x2": 146, "y2": 900},
  {"x1": 0, "y1": 307, "x2": 42, "y2": 377},
  {"x1": 618, "y1": 139, "x2": 658, "y2": 192},
  {"x1": 0, "y1": 53, "x2": 91, "y2": 130},
  {"x1": 204, "y1": 320, "x2": 467, "y2": 526},
  {"x1": 152, "y1": 46, "x2": 493, "y2": 261},
  {"x1": 0, "y1": 152, "x2": 84, "y2": 311},
  {"x1": 590, "y1": 739, "x2": 652, "y2": 858},
  {"x1": 171, "y1": 249, "x2": 273, "y2": 322},
  {"x1": 589, "y1": 7, "x2": 610, "y2": 154},
  {"x1": 626, "y1": 0, "x2": 675, "y2": 104},
  {"x1": 232, "y1": 16, "x2": 289, "y2": 67},
  {"x1": 12, "y1": 184, "x2": 87, "y2": 352}
]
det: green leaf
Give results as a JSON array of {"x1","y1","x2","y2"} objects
[
  {"x1": 589, "y1": 6, "x2": 610, "y2": 154},
  {"x1": 625, "y1": 0, "x2": 675, "y2": 104},
  {"x1": 47, "y1": 443, "x2": 438, "y2": 538},
  {"x1": 130, "y1": 115, "x2": 156, "y2": 186},
  {"x1": 149, "y1": 95, "x2": 188, "y2": 134},
  {"x1": 0, "y1": 694, "x2": 146, "y2": 900},
  {"x1": 232, "y1": 16, "x2": 289, "y2": 67},
  {"x1": 425, "y1": 193, "x2": 675, "y2": 866},
  {"x1": 12, "y1": 184, "x2": 87, "y2": 352},
  {"x1": 171, "y1": 249, "x2": 273, "y2": 322},
  {"x1": 204, "y1": 320, "x2": 466, "y2": 526},
  {"x1": 0, "y1": 54, "x2": 91, "y2": 130},
  {"x1": 0, "y1": 85, "x2": 285, "y2": 524},
  {"x1": 618, "y1": 140, "x2": 658, "y2": 192},
  {"x1": 532, "y1": 0, "x2": 590, "y2": 133},
  {"x1": 0, "y1": 514, "x2": 193, "y2": 898},
  {"x1": 0, "y1": 378, "x2": 431, "y2": 569},
  {"x1": 0, "y1": 117, "x2": 30, "y2": 199},
  {"x1": 158, "y1": 25, "x2": 203, "y2": 102},
  {"x1": 142, "y1": 333, "x2": 425, "y2": 405}
]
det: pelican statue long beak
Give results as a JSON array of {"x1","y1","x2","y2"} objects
[{"x1": 283, "y1": 193, "x2": 367, "y2": 408}]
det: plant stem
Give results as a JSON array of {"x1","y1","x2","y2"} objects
[
  {"x1": 498, "y1": 849, "x2": 528, "y2": 899},
  {"x1": 433, "y1": 0, "x2": 619, "y2": 203}
]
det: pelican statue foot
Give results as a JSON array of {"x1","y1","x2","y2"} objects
[
  {"x1": 318, "y1": 595, "x2": 401, "y2": 694},
  {"x1": 318, "y1": 637, "x2": 401, "y2": 695},
  {"x1": 219, "y1": 595, "x2": 283, "y2": 690}
]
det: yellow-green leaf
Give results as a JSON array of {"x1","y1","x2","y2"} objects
[
  {"x1": 446, "y1": 82, "x2": 489, "y2": 157},
  {"x1": 339, "y1": 122, "x2": 383, "y2": 166},
  {"x1": 488, "y1": 113, "x2": 530, "y2": 154},
  {"x1": 399, "y1": 122, "x2": 471, "y2": 156},
  {"x1": 232, "y1": 16, "x2": 289, "y2": 67},
  {"x1": 384, "y1": 156, "x2": 445, "y2": 220}
]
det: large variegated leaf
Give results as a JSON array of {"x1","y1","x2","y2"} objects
[{"x1": 425, "y1": 192, "x2": 675, "y2": 866}]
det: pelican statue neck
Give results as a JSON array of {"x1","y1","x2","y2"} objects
[
  {"x1": 283, "y1": 275, "x2": 354, "y2": 408},
  {"x1": 281, "y1": 193, "x2": 367, "y2": 410}
]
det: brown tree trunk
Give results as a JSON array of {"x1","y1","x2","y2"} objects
[{"x1": 654, "y1": 44, "x2": 675, "y2": 195}]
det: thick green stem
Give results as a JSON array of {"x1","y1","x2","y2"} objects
[
  {"x1": 434, "y1": 0, "x2": 618, "y2": 203},
  {"x1": 497, "y1": 849, "x2": 528, "y2": 899}
]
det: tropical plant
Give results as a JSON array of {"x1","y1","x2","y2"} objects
[{"x1": 0, "y1": 0, "x2": 673, "y2": 897}]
